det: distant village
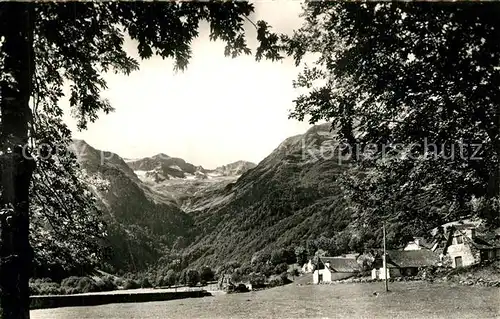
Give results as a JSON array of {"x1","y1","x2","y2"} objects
[{"x1": 304, "y1": 221, "x2": 500, "y2": 284}]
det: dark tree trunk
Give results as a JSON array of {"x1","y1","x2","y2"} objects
[{"x1": 0, "y1": 3, "x2": 35, "y2": 319}]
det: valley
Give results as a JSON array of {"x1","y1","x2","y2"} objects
[{"x1": 68, "y1": 123, "x2": 355, "y2": 273}]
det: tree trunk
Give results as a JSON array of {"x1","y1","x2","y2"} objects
[{"x1": 0, "y1": 3, "x2": 35, "y2": 319}]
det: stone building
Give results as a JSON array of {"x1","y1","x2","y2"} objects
[{"x1": 441, "y1": 224, "x2": 500, "y2": 268}]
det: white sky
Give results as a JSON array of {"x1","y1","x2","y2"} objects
[{"x1": 62, "y1": 1, "x2": 319, "y2": 169}]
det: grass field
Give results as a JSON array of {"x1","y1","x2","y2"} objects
[{"x1": 31, "y1": 281, "x2": 499, "y2": 319}]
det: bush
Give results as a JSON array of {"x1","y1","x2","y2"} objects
[
  {"x1": 165, "y1": 269, "x2": 177, "y2": 287},
  {"x1": 235, "y1": 283, "x2": 249, "y2": 293},
  {"x1": 274, "y1": 263, "x2": 288, "y2": 275},
  {"x1": 288, "y1": 266, "x2": 300, "y2": 278},
  {"x1": 259, "y1": 263, "x2": 274, "y2": 277},
  {"x1": 94, "y1": 276, "x2": 118, "y2": 292},
  {"x1": 200, "y1": 266, "x2": 215, "y2": 282},
  {"x1": 268, "y1": 273, "x2": 292, "y2": 288},
  {"x1": 29, "y1": 279, "x2": 62, "y2": 296},
  {"x1": 186, "y1": 269, "x2": 200, "y2": 287},
  {"x1": 113, "y1": 277, "x2": 124, "y2": 287},
  {"x1": 76, "y1": 277, "x2": 98, "y2": 293},
  {"x1": 140, "y1": 277, "x2": 152, "y2": 288},
  {"x1": 155, "y1": 275, "x2": 165, "y2": 287},
  {"x1": 123, "y1": 279, "x2": 140, "y2": 290},
  {"x1": 248, "y1": 272, "x2": 266, "y2": 288},
  {"x1": 230, "y1": 270, "x2": 242, "y2": 283},
  {"x1": 268, "y1": 276, "x2": 284, "y2": 288},
  {"x1": 61, "y1": 276, "x2": 80, "y2": 289}
]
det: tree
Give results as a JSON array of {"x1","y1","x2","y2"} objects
[
  {"x1": 165, "y1": 269, "x2": 177, "y2": 288},
  {"x1": 248, "y1": 272, "x2": 266, "y2": 288},
  {"x1": 185, "y1": 269, "x2": 200, "y2": 287},
  {"x1": 199, "y1": 265, "x2": 214, "y2": 283},
  {"x1": 273, "y1": 262, "x2": 288, "y2": 275},
  {"x1": 270, "y1": 248, "x2": 287, "y2": 266},
  {"x1": 230, "y1": 268, "x2": 242, "y2": 283},
  {"x1": 0, "y1": 2, "x2": 281, "y2": 318},
  {"x1": 285, "y1": 3, "x2": 500, "y2": 237},
  {"x1": 294, "y1": 246, "x2": 308, "y2": 266}
]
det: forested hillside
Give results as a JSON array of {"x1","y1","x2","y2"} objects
[
  {"x1": 71, "y1": 140, "x2": 194, "y2": 272},
  {"x1": 180, "y1": 124, "x2": 359, "y2": 268}
]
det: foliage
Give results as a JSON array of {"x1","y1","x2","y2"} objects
[
  {"x1": 274, "y1": 263, "x2": 288, "y2": 275},
  {"x1": 248, "y1": 272, "x2": 266, "y2": 288},
  {"x1": 294, "y1": 246, "x2": 308, "y2": 265},
  {"x1": 267, "y1": 273, "x2": 291, "y2": 288},
  {"x1": 123, "y1": 279, "x2": 140, "y2": 290},
  {"x1": 287, "y1": 266, "x2": 300, "y2": 278},
  {"x1": 30, "y1": 275, "x2": 120, "y2": 295},
  {"x1": 180, "y1": 124, "x2": 353, "y2": 269},
  {"x1": 165, "y1": 269, "x2": 177, "y2": 287},
  {"x1": 185, "y1": 269, "x2": 200, "y2": 287},
  {"x1": 199, "y1": 266, "x2": 215, "y2": 283},
  {"x1": 230, "y1": 269, "x2": 242, "y2": 283},
  {"x1": 0, "y1": 2, "x2": 285, "y2": 315},
  {"x1": 286, "y1": 2, "x2": 500, "y2": 238}
]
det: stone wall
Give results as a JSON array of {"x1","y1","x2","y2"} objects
[
  {"x1": 30, "y1": 290, "x2": 211, "y2": 310},
  {"x1": 446, "y1": 243, "x2": 476, "y2": 267}
]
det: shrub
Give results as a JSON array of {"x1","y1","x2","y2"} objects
[
  {"x1": 140, "y1": 277, "x2": 152, "y2": 288},
  {"x1": 61, "y1": 276, "x2": 80, "y2": 289},
  {"x1": 94, "y1": 276, "x2": 118, "y2": 292},
  {"x1": 200, "y1": 266, "x2": 215, "y2": 282},
  {"x1": 76, "y1": 277, "x2": 98, "y2": 293},
  {"x1": 123, "y1": 279, "x2": 140, "y2": 290},
  {"x1": 268, "y1": 276, "x2": 284, "y2": 288},
  {"x1": 235, "y1": 283, "x2": 249, "y2": 293},
  {"x1": 288, "y1": 267, "x2": 300, "y2": 278},
  {"x1": 259, "y1": 263, "x2": 274, "y2": 277},
  {"x1": 29, "y1": 279, "x2": 62, "y2": 296},
  {"x1": 165, "y1": 269, "x2": 177, "y2": 287},
  {"x1": 268, "y1": 273, "x2": 292, "y2": 288},
  {"x1": 239, "y1": 263, "x2": 253, "y2": 276},
  {"x1": 113, "y1": 277, "x2": 124, "y2": 287},
  {"x1": 248, "y1": 272, "x2": 266, "y2": 288},
  {"x1": 155, "y1": 275, "x2": 165, "y2": 287},
  {"x1": 274, "y1": 263, "x2": 288, "y2": 275},
  {"x1": 186, "y1": 269, "x2": 200, "y2": 287},
  {"x1": 230, "y1": 270, "x2": 242, "y2": 283}
]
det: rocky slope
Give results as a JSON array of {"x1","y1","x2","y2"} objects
[{"x1": 125, "y1": 154, "x2": 255, "y2": 210}]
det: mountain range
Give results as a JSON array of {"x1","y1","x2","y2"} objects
[{"x1": 71, "y1": 123, "x2": 354, "y2": 271}]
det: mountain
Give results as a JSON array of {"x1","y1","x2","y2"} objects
[
  {"x1": 70, "y1": 140, "x2": 193, "y2": 271},
  {"x1": 210, "y1": 161, "x2": 257, "y2": 177},
  {"x1": 126, "y1": 154, "x2": 256, "y2": 210},
  {"x1": 179, "y1": 123, "x2": 355, "y2": 268},
  {"x1": 70, "y1": 123, "x2": 353, "y2": 272},
  {"x1": 70, "y1": 140, "x2": 257, "y2": 271}
]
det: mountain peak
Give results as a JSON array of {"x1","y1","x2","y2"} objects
[{"x1": 152, "y1": 153, "x2": 171, "y2": 159}]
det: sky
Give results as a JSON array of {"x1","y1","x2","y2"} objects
[{"x1": 62, "y1": 1, "x2": 319, "y2": 169}]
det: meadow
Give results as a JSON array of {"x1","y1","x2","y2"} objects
[{"x1": 31, "y1": 280, "x2": 499, "y2": 319}]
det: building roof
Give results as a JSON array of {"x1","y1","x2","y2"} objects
[
  {"x1": 386, "y1": 250, "x2": 441, "y2": 268},
  {"x1": 319, "y1": 256, "x2": 361, "y2": 273},
  {"x1": 452, "y1": 224, "x2": 477, "y2": 230},
  {"x1": 444, "y1": 226, "x2": 499, "y2": 250},
  {"x1": 407, "y1": 237, "x2": 437, "y2": 249}
]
